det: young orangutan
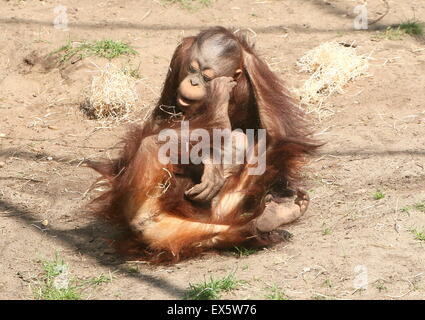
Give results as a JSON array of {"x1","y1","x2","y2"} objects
[{"x1": 88, "y1": 27, "x2": 319, "y2": 262}]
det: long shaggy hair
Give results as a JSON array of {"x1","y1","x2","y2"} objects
[{"x1": 87, "y1": 26, "x2": 320, "y2": 263}]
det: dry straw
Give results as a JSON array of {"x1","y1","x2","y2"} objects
[
  {"x1": 84, "y1": 63, "x2": 139, "y2": 120},
  {"x1": 296, "y1": 41, "x2": 369, "y2": 118}
]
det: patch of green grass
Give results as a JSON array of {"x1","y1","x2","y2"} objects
[
  {"x1": 374, "y1": 21, "x2": 424, "y2": 41},
  {"x1": 184, "y1": 273, "x2": 242, "y2": 300},
  {"x1": 322, "y1": 228, "x2": 332, "y2": 236},
  {"x1": 33, "y1": 255, "x2": 82, "y2": 300},
  {"x1": 35, "y1": 285, "x2": 82, "y2": 300},
  {"x1": 162, "y1": 0, "x2": 211, "y2": 10},
  {"x1": 373, "y1": 190, "x2": 385, "y2": 200},
  {"x1": 265, "y1": 285, "x2": 289, "y2": 300},
  {"x1": 374, "y1": 280, "x2": 387, "y2": 292},
  {"x1": 322, "y1": 279, "x2": 332, "y2": 288},
  {"x1": 33, "y1": 39, "x2": 51, "y2": 44},
  {"x1": 122, "y1": 62, "x2": 142, "y2": 79},
  {"x1": 412, "y1": 202, "x2": 425, "y2": 212},
  {"x1": 399, "y1": 20, "x2": 424, "y2": 36},
  {"x1": 311, "y1": 293, "x2": 336, "y2": 300},
  {"x1": 374, "y1": 26, "x2": 405, "y2": 40},
  {"x1": 401, "y1": 205, "x2": 409, "y2": 213},
  {"x1": 231, "y1": 246, "x2": 259, "y2": 257},
  {"x1": 401, "y1": 202, "x2": 425, "y2": 213},
  {"x1": 33, "y1": 254, "x2": 114, "y2": 300},
  {"x1": 41, "y1": 257, "x2": 65, "y2": 279},
  {"x1": 52, "y1": 39, "x2": 138, "y2": 63},
  {"x1": 410, "y1": 229, "x2": 425, "y2": 241},
  {"x1": 84, "y1": 274, "x2": 114, "y2": 286}
]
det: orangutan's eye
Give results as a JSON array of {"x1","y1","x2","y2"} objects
[
  {"x1": 188, "y1": 65, "x2": 197, "y2": 73},
  {"x1": 202, "y1": 74, "x2": 212, "y2": 82}
]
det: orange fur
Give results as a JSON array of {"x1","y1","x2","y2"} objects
[{"x1": 87, "y1": 27, "x2": 321, "y2": 263}]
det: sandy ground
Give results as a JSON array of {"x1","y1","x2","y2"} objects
[{"x1": 0, "y1": 0, "x2": 425, "y2": 300}]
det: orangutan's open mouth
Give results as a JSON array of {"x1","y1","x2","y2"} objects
[{"x1": 177, "y1": 94, "x2": 196, "y2": 107}]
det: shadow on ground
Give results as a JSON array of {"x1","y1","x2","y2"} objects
[{"x1": 0, "y1": 199, "x2": 186, "y2": 298}]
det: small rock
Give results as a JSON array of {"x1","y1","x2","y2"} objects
[
  {"x1": 41, "y1": 219, "x2": 49, "y2": 226},
  {"x1": 46, "y1": 156, "x2": 53, "y2": 161},
  {"x1": 0, "y1": 162, "x2": 5, "y2": 168},
  {"x1": 0, "y1": 133, "x2": 6, "y2": 138}
]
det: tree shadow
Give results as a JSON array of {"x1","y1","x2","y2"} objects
[
  {"x1": 318, "y1": 149, "x2": 425, "y2": 157},
  {"x1": 305, "y1": 0, "x2": 355, "y2": 18},
  {"x1": 0, "y1": 148, "x2": 425, "y2": 174},
  {"x1": 0, "y1": 199, "x2": 187, "y2": 299},
  {"x1": 0, "y1": 17, "x2": 407, "y2": 34},
  {"x1": 0, "y1": 147, "x2": 116, "y2": 166},
  {"x1": 1, "y1": 144, "x2": 424, "y2": 297},
  {"x1": 2, "y1": 16, "x2": 423, "y2": 45}
]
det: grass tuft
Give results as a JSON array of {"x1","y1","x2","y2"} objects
[
  {"x1": 265, "y1": 285, "x2": 289, "y2": 300},
  {"x1": 162, "y1": 0, "x2": 211, "y2": 10},
  {"x1": 33, "y1": 255, "x2": 82, "y2": 300},
  {"x1": 52, "y1": 39, "x2": 138, "y2": 63},
  {"x1": 184, "y1": 273, "x2": 242, "y2": 300},
  {"x1": 399, "y1": 21, "x2": 424, "y2": 36},
  {"x1": 322, "y1": 279, "x2": 332, "y2": 288},
  {"x1": 322, "y1": 228, "x2": 332, "y2": 236},
  {"x1": 374, "y1": 20, "x2": 424, "y2": 40},
  {"x1": 401, "y1": 202, "x2": 425, "y2": 213},
  {"x1": 374, "y1": 27, "x2": 405, "y2": 40},
  {"x1": 311, "y1": 294, "x2": 334, "y2": 300},
  {"x1": 373, "y1": 190, "x2": 385, "y2": 200},
  {"x1": 84, "y1": 274, "x2": 114, "y2": 286},
  {"x1": 374, "y1": 280, "x2": 387, "y2": 292},
  {"x1": 410, "y1": 229, "x2": 425, "y2": 241},
  {"x1": 33, "y1": 255, "x2": 114, "y2": 300},
  {"x1": 122, "y1": 62, "x2": 142, "y2": 79},
  {"x1": 231, "y1": 246, "x2": 259, "y2": 257}
]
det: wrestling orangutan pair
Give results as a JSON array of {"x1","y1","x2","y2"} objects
[{"x1": 89, "y1": 27, "x2": 320, "y2": 262}]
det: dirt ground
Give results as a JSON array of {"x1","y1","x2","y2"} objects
[{"x1": 1, "y1": 0, "x2": 425, "y2": 300}]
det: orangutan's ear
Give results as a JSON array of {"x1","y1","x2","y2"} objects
[{"x1": 234, "y1": 69, "x2": 243, "y2": 80}]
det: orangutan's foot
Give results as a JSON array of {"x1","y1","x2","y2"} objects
[{"x1": 254, "y1": 190, "x2": 310, "y2": 233}]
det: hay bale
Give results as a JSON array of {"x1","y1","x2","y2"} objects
[
  {"x1": 83, "y1": 63, "x2": 139, "y2": 120},
  {"x1": 296, "y1": 42, "x2": 369, "y2": 116}
]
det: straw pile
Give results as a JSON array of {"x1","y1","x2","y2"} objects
[
  {"x1": 296, "y1": 42, "x2": 369, "y2": 116},
  {"x1": 84, "y1": 63, "x2": 139, "y2": 120}
]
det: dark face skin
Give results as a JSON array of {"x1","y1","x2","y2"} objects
[{"x1": 177, "y1": 39, "x2": 242, "y2": 111}]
